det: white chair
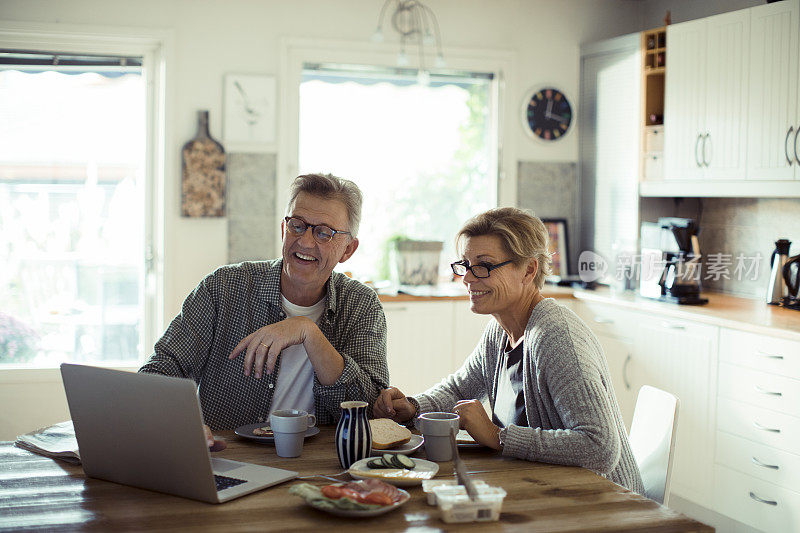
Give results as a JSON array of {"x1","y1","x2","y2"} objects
[{"x1": 628, "y1": 385, "x2": 679, "y2": 505}]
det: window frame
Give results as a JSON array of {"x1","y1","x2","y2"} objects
[
  {"x1": 0, "y1": 22, "x2": 172, "y2": 375},
  {"x1": 278, "y1": 38, "x2": 516, "y2": 258}
]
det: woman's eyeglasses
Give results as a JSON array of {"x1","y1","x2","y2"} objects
[
  {"x1": 451, "y1": 259, "x2": 513, "y2": 278},
  {"x1": 284, "y1": 216, "x2": 351, "y2": 244}
]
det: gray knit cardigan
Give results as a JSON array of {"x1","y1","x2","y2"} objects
[{"x1": 414, "y1": 298, "x2": 645, "y2": 495}]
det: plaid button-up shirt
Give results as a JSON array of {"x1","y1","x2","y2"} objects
[{"x1": 139, "y1": 259, "x2": 389, "y2": 429}]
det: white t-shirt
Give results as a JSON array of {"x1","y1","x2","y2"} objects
[{"x1": 268, "y1": 295, "x2": 326, "y2": 416}]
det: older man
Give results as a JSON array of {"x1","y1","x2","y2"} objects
[{"x1": 140, "y1": 174, "x2": 388, "y2": 447}]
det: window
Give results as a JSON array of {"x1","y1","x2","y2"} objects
[
  {"x1": 0, "y1": 50, "x2": 148, "y2": 366},
  {"x1": 298, "y1": 64, "x2": 497, "y2": 282}
]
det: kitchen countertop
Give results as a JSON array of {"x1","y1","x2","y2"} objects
[
  {"x1": 574, "y1": 287, "x2": 800, "y2": 342},
  {"x1": 378, "y1": 284, "x2": 576, "y2": 302},
  {"x1": 376, "y1": 283, "x2": 800, "y2": 341}
]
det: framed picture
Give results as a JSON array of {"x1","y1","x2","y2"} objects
[
  {"x1": 223, "y1": 74, "x2": 276, "y2": 150},
  {"x1": 542, "y1": 218, "x2": 569, "y2": 277}
]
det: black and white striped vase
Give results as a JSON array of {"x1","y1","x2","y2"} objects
[{"x1": 335, "y1": 401, "x2": 372, "y2": 469}]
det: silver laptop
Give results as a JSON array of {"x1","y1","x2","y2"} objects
[{"x1": 60, "y1": 363, "x2": 297, "y2": 503}]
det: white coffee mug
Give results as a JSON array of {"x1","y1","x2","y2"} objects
[
  {"x1": 415, "y1": 412, "x2": 460, "y2": 462},
  {"x1": 269, "y1": 409, "x2": 317, "y2": 458}
]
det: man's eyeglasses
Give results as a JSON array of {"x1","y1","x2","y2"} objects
[
  {"x1": 284, "y1": 216, "x2": 351, "y2": 244},
  {"x1": 451, "y1": 259, "x2": 514, "y2": 279}
]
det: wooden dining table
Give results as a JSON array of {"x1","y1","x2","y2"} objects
[{"x1": 0, "y1": 426, "x2": 712, "y2": 532}]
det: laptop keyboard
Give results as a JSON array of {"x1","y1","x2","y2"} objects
[{"x1": 214, "y1": 474, "x2": 247, "y2": 491}]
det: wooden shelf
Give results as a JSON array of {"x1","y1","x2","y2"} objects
[{"x1": 640, "y1": 26, "x2": 667, "y2": 180}]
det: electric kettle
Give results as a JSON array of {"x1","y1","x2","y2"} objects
[
  {"x1": 784, "y1": 254, "x2": 800, "y2": 299},
  {"x1": 767, "y1": 239, "x2": 791, "y2": 305}
]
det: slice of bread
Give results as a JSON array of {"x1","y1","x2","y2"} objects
[{"x1": 369, "y1": 418, "x2": 412, "y2": 449}]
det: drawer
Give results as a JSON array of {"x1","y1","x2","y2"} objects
[
  {"x1": 644, "y1": 153, "x2": 664, "y2": 180},
  {"x1": 645, "y1": 125, "x2": 664, "y2": 152},
  {"x1": 718, "y1": 362, "x2": 800, "y2": 418},
  {"x1": 716, "y1": 431, "x2": 800, "y2": 490},
  {"x1": 572, "y1": 301, "x2": 637, "y2": 341},
  {"x1": 717, "y1": 397, "x2": 800, "y2": 453},
  {"x1": 719, "y1": 328, "x2": 800, "y2": 379},
  {"x1": 714, "y1": 465, "x2": 800, "y2": 533}
]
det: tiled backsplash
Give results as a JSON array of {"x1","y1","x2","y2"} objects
[
  {"x1": 641, "y1": 197, "x2": 800, "y2": 299},
  {"x1": 517, "y1": 161, "x2": 580, "y2": 275},
  {"x1": 227, "y1": 153, "x2": 277, "y2": 263}
]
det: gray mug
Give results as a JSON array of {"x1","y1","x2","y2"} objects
[
  {"x1": 415, "y1": 412, "x2": 460, "y2": 462},
  {"x1": 269, "y1": 409, "x2": 317, "y2": 458}
]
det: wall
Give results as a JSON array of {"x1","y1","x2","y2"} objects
[
  {"x1": 0, "y1": 0, "x2": 643, "y2": 439},
  {"x1": 2, "y1": 0, "x2": 642, "y2": 327},
  {"x1": 640, "y1": 197, "x2": 800, "y2": 299},
  {"x1": 640, "y1": 0, "x2": 762, "y2": 28}
]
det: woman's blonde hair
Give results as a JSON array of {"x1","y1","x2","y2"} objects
[{"x1": 456, "y1": 207, "x2": 552, "y2": 289}]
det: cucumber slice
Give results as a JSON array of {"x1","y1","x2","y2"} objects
[
  {"x1": 367, "y1": 459, "x2": 387, "y2": 469},
  {"x1": 389, "y1": 454, "x2": 406, "y2": 469},
  {"x1": 381, "y1": 453, "x2": 396, "y2": 468},
  {"x1": 395, "y1": 454, "x2": 416, "y2": 470}
]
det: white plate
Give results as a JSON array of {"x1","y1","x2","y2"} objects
[
  {"x1": 234, "y1": 422, "x2": 320, "y2": 443},
  {"x1": 311, "y1": 489, "x2": 411, "y2": 518},
  {"x1": 348, "y1": 457, "x2": 439, "y2": 487},
  {"x1": 456, "y1": 429, "x2": 483, "y2": 448},
  {"x1": 372, "y1": 434, "x2": 423, "y2": 455}
]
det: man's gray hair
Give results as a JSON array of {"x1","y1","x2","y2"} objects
[{"x1": 286, "y1": 173, "x2": 363, "y2": 237}]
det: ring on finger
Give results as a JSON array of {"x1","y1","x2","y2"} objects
[{"x1": 260, "y1": 342, "x2": 269, "y2": 350}]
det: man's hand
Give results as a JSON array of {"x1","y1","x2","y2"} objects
[
  {"x1": 203, "y1": 424, "x2": 227, "y2": 452},
  {"x1": 373, "y1": 387, "x2": 417, "y2": 423},
  {"x1": 453, "y1": 399, "x2": 501, "y2": 450},
  {"x1": 228, "y1": 317, "x2": 312, "y2": 378}
]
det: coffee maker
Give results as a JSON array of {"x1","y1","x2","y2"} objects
[{"x1": 640, "y1": 217, "x2": 709, "y2": 305}]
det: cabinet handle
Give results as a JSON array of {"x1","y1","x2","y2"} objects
[
  {"x1": 694, "y1": 134, "x2": 702, "y2": 167},
  {"x1": 703, "y1": 133, "x2": 712, "y2": 167},
  {"x1": 756, "y1": 351, "x2": 784, "y2": 360},
  {"x1": 622, "y1": 354, "x2": 632, "y2": 391},
  {"x1": 749, "y1": 492, "x2": 778, "y2": 506},
  {"x1": 786, "y1": 126, "x2": 795, "y2": 165},
  {"x1": 795, "y1": 125, "x2": 800, "y2": 165},
  {"x1": 751, "y1": 457, "x2": 780, "y2": 470},
  {"x1": 661, "y1": 321, "x2": 686, "y2": 330},
  {"x1": 753, "y1": 421, "x2": 781, "y2": 433},
  {"x1": 594, "y1": 317, "x2": 614, "y2": 324},
  {"x1": 754, "y1": 385, "x2": 782, "y2": 397}
]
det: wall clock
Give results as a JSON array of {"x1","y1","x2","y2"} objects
[{"x1": 522, "y1": 86, "x2": 573, "y2": 142}]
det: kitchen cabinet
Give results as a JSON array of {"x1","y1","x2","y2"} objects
[
  {"x1": 572, "y1": 300, "x2": 638, "y2": 429},
  {"x1": 714, "y1": 327, "x2": 800, "y2": 532},
  {"x1": 632, "y1": 317, "x2": 719, "y2": 508},
  {"x1": 575, "y1": 298, "x2": 720, "y2": 507},
  {"x1": 383, "y1": 300, "x2": 492, "y2": 396},
  {"x1": 664, "y1": 10, "x2": 749, "y2": 182},
  {"x1": 747, "y1": 0, "x2": 799, "y2": 181}
]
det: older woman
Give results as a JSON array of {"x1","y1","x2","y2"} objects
[{"x1": 374, "y1": 207, "x2": 644, "y2": 495}]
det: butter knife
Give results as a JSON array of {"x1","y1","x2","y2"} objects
[{"x1": 449, "y1": 427, "x2": 479, "y2": 500}]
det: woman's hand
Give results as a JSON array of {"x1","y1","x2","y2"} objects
[
  {"x1": 373, "y1": 387, "x2": 417, "y2": 423},
  {"x1": 203, "y1": 424, "x2": 227, "y2": 452},
  {"x1": 453, "y1": 399, "x2": 502, "y2": 450}
]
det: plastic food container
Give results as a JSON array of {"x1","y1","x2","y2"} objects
[
  {"x1": 433, "y1": 485, "x2": 507, "y2": 523},
  {"x1": 422, "y1": 479, "x2": 487, "y2": 505}
]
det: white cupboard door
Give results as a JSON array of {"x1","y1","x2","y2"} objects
[
  {"x1": 451, "y1": 302, "x2": 493, "y2": 373},
  {"x1": 748, "y1": 0, "x2": 799, "y2": 180},
  {"x1": 704, "y1": 10, "x2": 750, "y2": 179},
  {"x1": 596, "y1": 333, "x2": 636, "y2": 431},
  {"x1": 383, "y1": 302, "x2": 453, "y2": 396},
  {"x1": 664, "y1": 19, "x2": 708, "y2": 180},
  {"x1": 632, "y1": 319, "x2": 719, "y2": 508}
]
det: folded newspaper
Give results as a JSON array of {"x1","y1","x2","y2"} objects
[{"x1": 15, "y1": 421, "x2": 81, "y2": 464}]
